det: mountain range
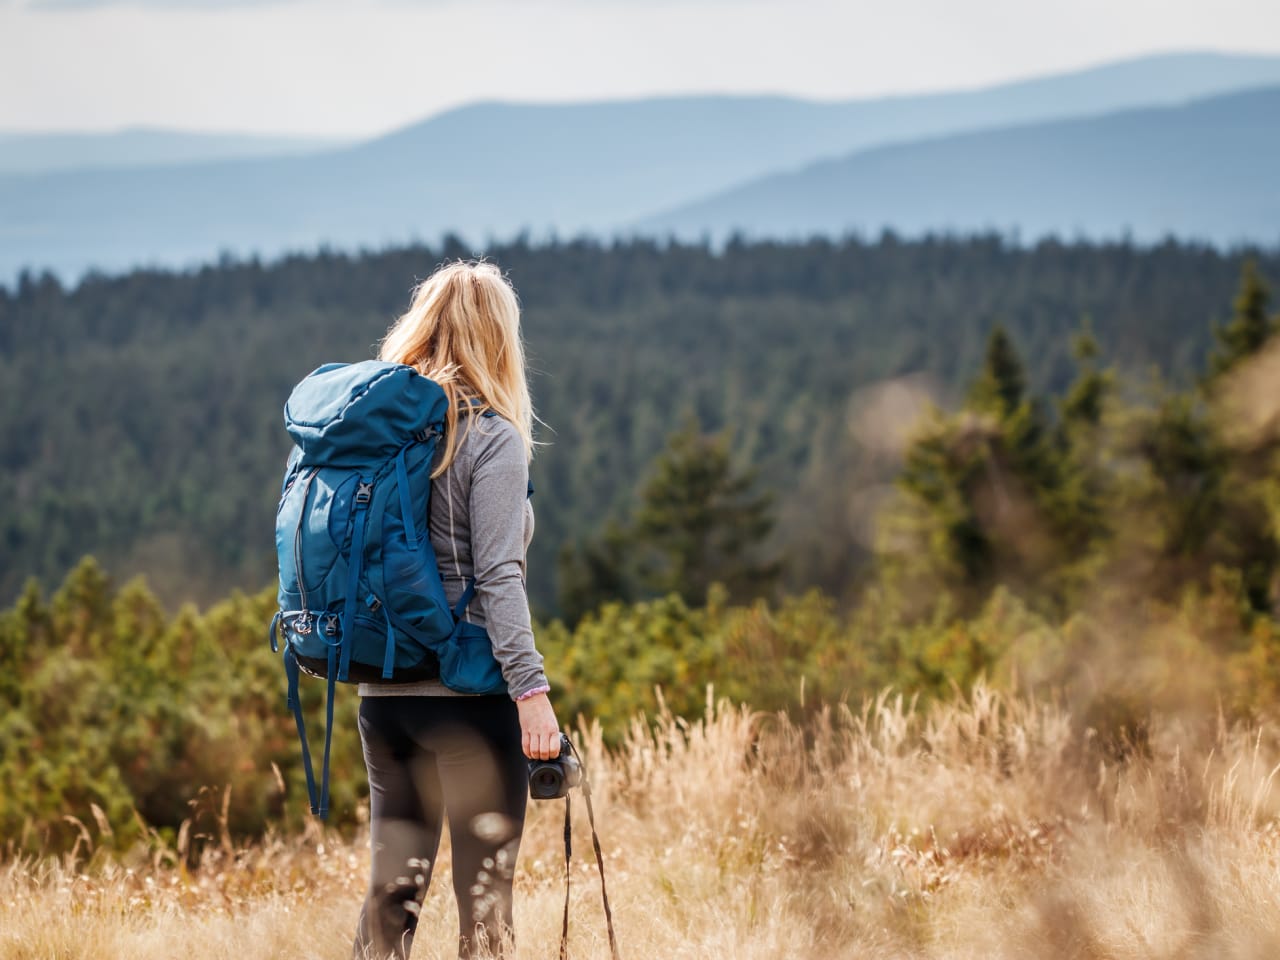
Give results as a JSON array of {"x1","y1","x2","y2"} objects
[
  {"x1": 2, "y1": 51, "x2": 1278, "y2": 281},
  {"x1": 643, "y1": 85, "x2": 1280, "y2": 246},
  {"x1": 0, "y1": 129, "x2": 345, "y2": 176}
]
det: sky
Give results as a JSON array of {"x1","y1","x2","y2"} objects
[{"x1": 3, "y1": 0, "x2": 1280, "y2": 138}]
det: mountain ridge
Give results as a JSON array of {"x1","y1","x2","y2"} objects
[
  {"x1": 639, "y1": 84, "x2": 1280, "y2": 247},
  {"x1": 0, "y1": 128, "x2": 347, "y2": 176},
  {"x1": 3, "y1": 51, "x2": 1279, "y2": 279}
]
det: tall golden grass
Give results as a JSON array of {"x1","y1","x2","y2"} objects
[{"x1": 4, "y1": 685, "x2": 1280, "y2": 959}]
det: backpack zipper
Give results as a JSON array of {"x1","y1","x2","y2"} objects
[{"x1": 291, "y1": 467, "x2": 320, "y2": 634}]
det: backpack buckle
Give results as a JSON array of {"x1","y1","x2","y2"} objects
[
  {"x1": 323, "y1": 614, "x2": 339, "y2": 637},
  {"x1": 355, "y1": 481, "x2": 373, "y2": 504}
]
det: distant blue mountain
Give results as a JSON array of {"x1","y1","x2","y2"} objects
[
  {"x1": 640, "y1": 86, "x2": 1280, "y2": 248},
  {"x1": 2, "y1": 51, "x2": 1279, "y2": 280},
  {"x1": 0, "y1": 129, "x2": 345, "y2": 176}
]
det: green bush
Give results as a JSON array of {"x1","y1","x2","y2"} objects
[{"x1": 3, "y1": 555, "x2": 1277, "y2": 853}]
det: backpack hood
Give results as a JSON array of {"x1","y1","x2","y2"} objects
[{"x1": 285, "y1": 361, "x2": 448, "y2": 468}]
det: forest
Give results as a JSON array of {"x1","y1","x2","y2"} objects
[
  {"x1": 1, "y1": 234, "x2": 1279, "y2": 853},
  {"x1": 3, "y1": 233, "x2": 1277, "y2": 614}
]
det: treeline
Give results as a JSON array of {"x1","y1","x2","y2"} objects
[
  {"x1": 552, "y1": 258, "x2": 1280, "y2": 726},
  {"x1": 2, "y1": 234, "x2": 1275, "y2": 614},
  {"x1": 877, "y1": 259, "x2": 1280, "y2": 625},
  {"x1": 5, "y1": 235, "x2": 1274, "y2": 855}
]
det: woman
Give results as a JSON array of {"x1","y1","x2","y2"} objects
[{"x1": 352, "y1": 260, "x2": 561, "y2": 960}]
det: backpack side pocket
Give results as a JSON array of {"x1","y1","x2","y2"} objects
[{"x1": 438, "y1": 621, "x2": 507, "y2": 695}]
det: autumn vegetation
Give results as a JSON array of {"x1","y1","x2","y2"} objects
[
  {"x1": 2, "y1": 238, "x2": 1280, "y2": 956},
  {"x1": 5, "y1": 689, "x2": 1280, "y2": 959}
]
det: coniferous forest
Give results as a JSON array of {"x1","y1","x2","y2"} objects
[
  {"x1": 3, "y1": 234, "x2": 1275, "y2": 612},
  {"x1": 3, "y1": 234, "x2": 1280, "y2": 851}
]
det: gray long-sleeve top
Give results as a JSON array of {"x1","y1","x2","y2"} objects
[{"x1": 358, "y1": 412, "x2": 549, "y2": 701}]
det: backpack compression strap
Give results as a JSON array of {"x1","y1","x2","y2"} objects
[
  {"x1": 453, "y1": 578, "x2": 478, "y2": 621},
  {"x1": 272, "y1": 606, "x2": 319, "y2": 813},
  {"x1": 284, "y1": 643, "x2": 332, "y2": 817},
  {"x1": 283, "y1": 475, "x2": 373, "y2": 820},
  {"x1": 338, "y1": 477, "x2": 373, "y2": 683}
]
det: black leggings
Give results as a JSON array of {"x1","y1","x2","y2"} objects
[{"x1": 352, "y1": 695, "x2": 528, "y2": 960}]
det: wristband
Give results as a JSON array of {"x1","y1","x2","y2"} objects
[{"x1": 515, "y1": 684, "x2": 551, "y2": 702}]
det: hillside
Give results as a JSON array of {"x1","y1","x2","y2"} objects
[
  {"x1": 3, "y1": 51, "x2": 1280, "y2": 279},
  {"x1": 643, "y1": 85, "x2": 1280, "y2": 246},
  {"x1": 1, "y1": 235, "x2": 1273, "y2": 612}
]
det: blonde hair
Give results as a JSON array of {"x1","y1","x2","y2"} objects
[{"x1": 379, "y1": 260, "x2": 535, "y2": 476}]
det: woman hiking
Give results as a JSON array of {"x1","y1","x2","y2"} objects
[{"x1": 352, "y1": 260, "x2": 561, "y2": 960}]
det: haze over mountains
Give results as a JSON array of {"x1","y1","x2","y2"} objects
[
  {"x1": 0, "y1": 130, "x2": 346, "y2": 177},
  {"x1": 644, "y1": 86, "x2": 1280, "y2": 246},
  {"x1": 2, "y1": 51, "x2": 1278, "y2": 281}
]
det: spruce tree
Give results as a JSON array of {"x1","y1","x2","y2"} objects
[
  {"x1": 632, "y1": 419, "x2": 778, "y2": 606},
  {"x1": 1205, "y1": 260, "x2": 1280, "y2": 614},
  {"x1": 1049, "y1": 328, "x2": 1115, "y2": 582},
  {"x1": 968, "y1": 324, "x2": 1027, "y2": 417},
  {"x1": 1060, "y1": 329, "x2": 1111, "y2": 430},
  {"x1": 885, "y1": 326, "x2": 1099, "y2": 614},
  {"x1": 1210, "y1": 260, "x2": 1276, "y2": 377},
  {"x1": 555, "y1": 419, "x2": 778, "y2": 619},
  {"x1": 555, "y1": 522, "x2": 634, "y2": 625}
]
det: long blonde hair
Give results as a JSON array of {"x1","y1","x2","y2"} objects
[{"x1": 380, "y1": 260, "x2": 535, "y2": 476}]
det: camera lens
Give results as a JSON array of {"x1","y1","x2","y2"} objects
[{"x1": 531, "y1": 766, "x2": 563, "y2": 799}]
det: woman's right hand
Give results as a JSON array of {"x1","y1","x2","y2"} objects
[{"x1": 516, "y1": 692, "x2": 561, "y2": 760}]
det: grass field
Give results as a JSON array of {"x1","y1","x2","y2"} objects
[{"x1": 4, "y1": 685, "x2": 1280, "y2": 959}]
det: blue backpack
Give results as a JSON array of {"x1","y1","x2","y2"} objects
[{"x1": 269, "y1": 360, "x2": 506, "y2": 818}]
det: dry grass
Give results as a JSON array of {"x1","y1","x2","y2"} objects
[{"x1": 5, "y1": 684, "x2": 1280, "y2": 959}]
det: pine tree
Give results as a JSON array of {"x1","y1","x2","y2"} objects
[
  {"x1": 1060, "y1": 328, "x2": 1111, "y2": 430},
  {"x1": 1131, "y1": 390, "x2": 1223, "y2": 563},
  {"x1": 884, "y1": 327, "x2": 1078, "y2": 613},
  {"x1": 555, "y1": 522, "x2": 634, "y2": 625},
  {"x1": 555, "y1": 419, "x2": 778, "y2": 619},
  {"x1": 632, "y1": 419, "x2": 778, "y2": 606},
  {"x1": 968, "y1": 324, "x2": 1027, "y2": 417},
  {"x1": 1209, "y1": 260, "x2": 1276, "y2": 377},
  {"x1": 1203, "y1": 260, "x2": 1280, "y2": 614}
]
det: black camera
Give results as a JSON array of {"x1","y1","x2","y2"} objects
[{"x1": 528, "y1": 734, "x2": 582, "y2": 800}]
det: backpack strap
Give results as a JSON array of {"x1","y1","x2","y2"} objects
[
  {"x1": 385, "y1": 605, "x2": 442, "y2": 649},
  {"x1": 380, "y1": 608, "x2": 397, "y2": 680},
  {"x1": 280, "y1": 448, "x2": 302, "y2": 497},
  {"x1": 283, "y1": 624, "x2": 343, "y2": 820},
  {"x1": 394, "y1": 446, "x2": 422, "y2": 550},
  {"x1": 452, "y1": 578, "x2": 478, "y2": 622},
  {"x1": 289, "y1": 473, "x2": 373, "y2": 821},
  {"x1": 338, "y1": 477, "x2": 373, "y2": 683},
  {"x1": 268, "y1": 611, "x2": 282, "y2": 654},
  {"x1": 282, "y1": 633, "x2": 340, "y2": 819},
  {"x1": 318, "y1": 637, "x2": 338, "y2": 818}
]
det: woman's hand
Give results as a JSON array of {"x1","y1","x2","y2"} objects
[{"x1": 516, "y1": 692, "x2": 561, "y2": 760}]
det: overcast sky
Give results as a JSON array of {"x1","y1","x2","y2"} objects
[{"x1": 4, "y1": 0, "x2": 1280, "y2": 137}]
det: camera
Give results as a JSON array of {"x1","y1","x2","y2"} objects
[{"x1": 528, "y1": 734, "x2": 582, "y2": 800}]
